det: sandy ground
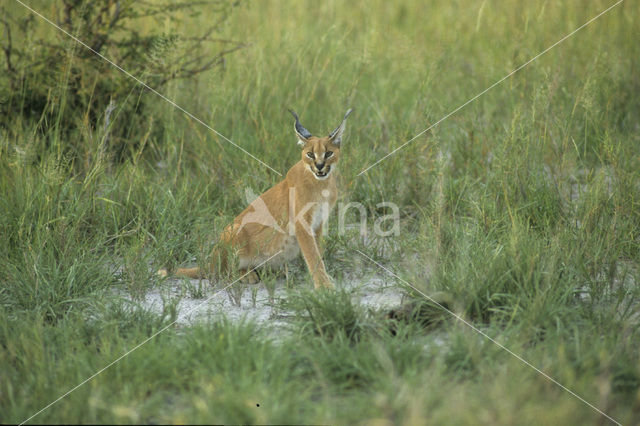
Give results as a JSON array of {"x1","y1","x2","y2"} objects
[{"x1": 118, "y1": 269, "x2": 406, "y2": 329}]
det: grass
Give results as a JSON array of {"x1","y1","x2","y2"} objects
[{"x1": 1, "y1": 0, "x2": 640, "y2": 424}]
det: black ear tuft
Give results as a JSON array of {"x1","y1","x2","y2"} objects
[
  {"x1": 328, "y1": 108, "x2": 353, "y2": 146},
  {"x1": 288, "y1": 109, "x2": 312, "y2": 142}
]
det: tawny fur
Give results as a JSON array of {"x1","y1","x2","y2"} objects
[{"x1": 158, "y1": 109, "x2": 351, "y2": 289}]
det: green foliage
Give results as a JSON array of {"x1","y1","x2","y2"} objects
[
  {"x1": 0, "y1": 0, "x2": 244, "y2": 164},
  {"x1": 285, "y1": 288, "x2": 375, "y2": 342}
]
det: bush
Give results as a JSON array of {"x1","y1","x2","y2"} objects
[{"x1": 0, "y1": 0, "x2": 244, "y2": 163}]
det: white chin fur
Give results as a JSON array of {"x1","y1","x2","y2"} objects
[{"x1": 307, "y1": 164, "x2": 332, "y2": 180}]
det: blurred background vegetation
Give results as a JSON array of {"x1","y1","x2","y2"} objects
[
  {"x1": 1, "y1": 0, "x2": 639, "y2": 424},
  {"x1": 0, "y1": 0, "x2": 245, "y2": 164}
]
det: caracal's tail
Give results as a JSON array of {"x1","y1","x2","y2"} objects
[
  {"x1": 157, "y1": 227, "x2": 236, "y2": 280},
  {"x1": 157, "y1": 265, "x2": 210, "y2": 279},
  {"x1": 157, "y1": 249, "x2": 230, "y2": 280}
]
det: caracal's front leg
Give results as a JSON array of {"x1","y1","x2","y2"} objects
[
  {"x1": 315, "y1": 223, "x2": 325, "y2": 254},
  {"x1": 294, "y1": 222, "x2": 333, "y2": 289}
]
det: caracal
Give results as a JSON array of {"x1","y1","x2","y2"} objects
[{"x1": 158, "y1": 109, "x2": 352, "y2": 289}]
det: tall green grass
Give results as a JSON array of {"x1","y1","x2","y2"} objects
[{"x1": 1, "y1": 0, "x2": 639, "y2": 424}]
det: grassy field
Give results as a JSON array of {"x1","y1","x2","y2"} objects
[{"x1": 2, "y1": 0, "x2": 640, "y2": 424}]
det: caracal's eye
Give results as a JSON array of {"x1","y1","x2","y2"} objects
[
  {"x1": 324, "y1": 151, "x2": 333, "y2": 158},
  {"x1": 306, "y1": 151, "x2": 315, "y2": 159}
]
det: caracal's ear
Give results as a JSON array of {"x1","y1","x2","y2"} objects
[
  {"x1": 328, "y1": 108, "x2": 353, "y2": 147},
  {"x1": 288, "y1": 109, "x2": 312, "y2": 147}
]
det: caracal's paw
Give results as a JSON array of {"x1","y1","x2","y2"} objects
[
  {"x1": 314, "y1": 273, "x2": 335, "y2": 290},
  {"x1": 240, "y1": 269, "x2": 260, "y2": 285},
  {"x1": 157, "y1": 268, "x2": 168, "y2": 278}
]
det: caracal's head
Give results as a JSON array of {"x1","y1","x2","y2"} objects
[{"x1": 288, "y1": 108, "x2": 353, "y2": 180}]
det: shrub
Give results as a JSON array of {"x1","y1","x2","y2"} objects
[{"x1": 0, "y1": 0, "x2": 245, "y2": 163}]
